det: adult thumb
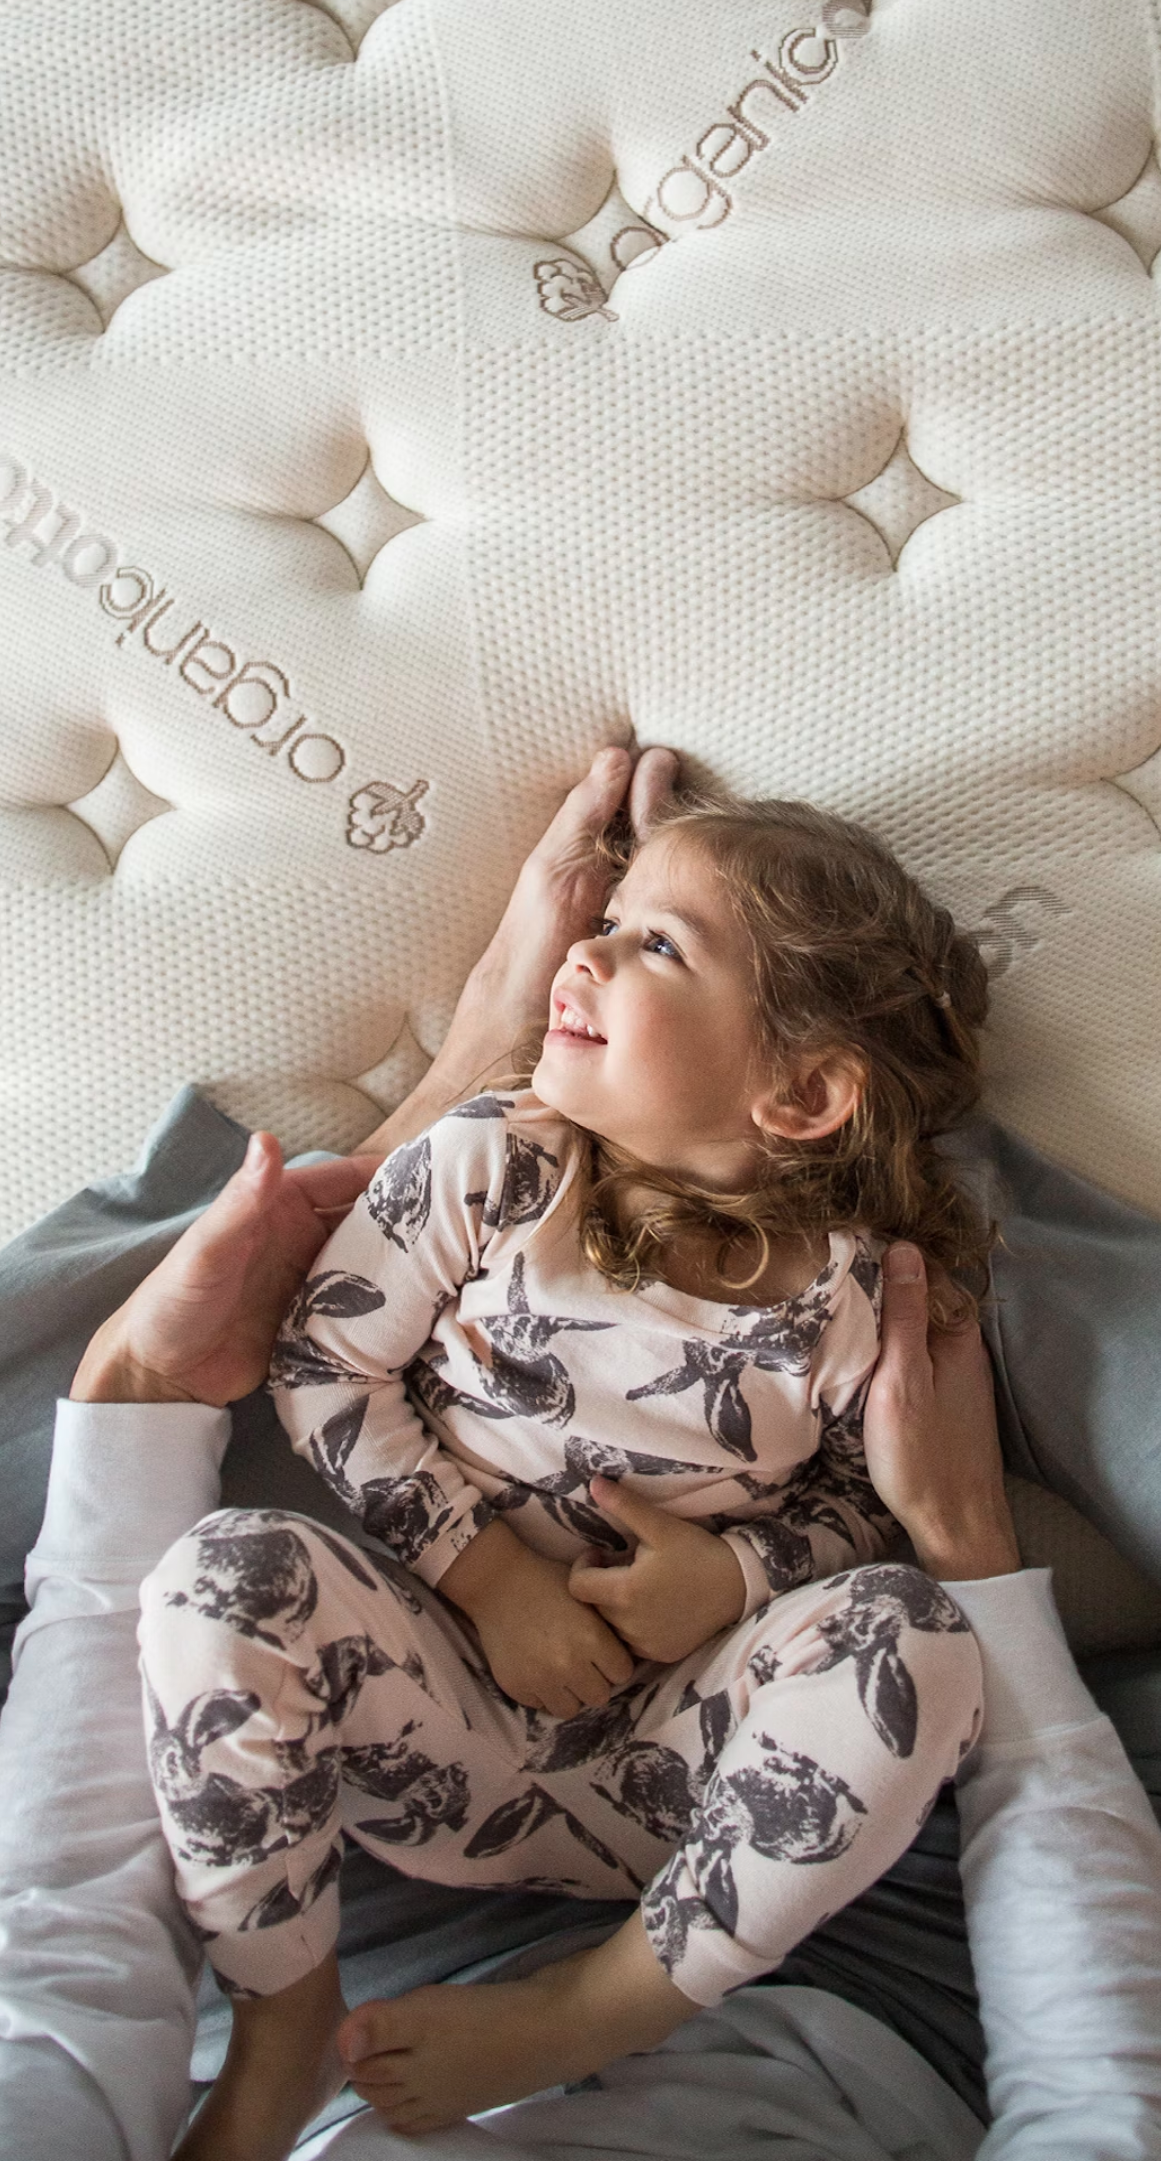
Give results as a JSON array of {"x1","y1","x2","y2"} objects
[
  {"x1": 240, "y1": 1130, "x2": 282, "y2": 1185},
  {"x1": 879, "y1": 1244, "x2": 930, "y2": 1362}
]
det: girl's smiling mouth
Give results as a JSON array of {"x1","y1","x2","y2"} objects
[{"x1": 551, "y1": 995, "x2": 606, "y2": 1043}]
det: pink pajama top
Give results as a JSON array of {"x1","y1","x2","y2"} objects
[{"x1": 270, "y1": 1092, "x2": 893, "y2": 1617}]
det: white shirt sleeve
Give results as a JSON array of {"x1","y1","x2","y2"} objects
[
  {"x1": 949, "y1": 1567, "x2": 1161, "y2": 2160},
  {"x1": 0, "y1": 1399, "x2": 228, "y2": 2161}
]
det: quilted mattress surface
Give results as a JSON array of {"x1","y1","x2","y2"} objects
[{"x1": 3, "y1": 0, "x2": 1161, "y2": 1243}]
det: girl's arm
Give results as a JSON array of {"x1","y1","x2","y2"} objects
[
  {"x1": 721, "y1": 1392, "x2": 898, "y2": 1617},
  {"x1": 271, "y1": 1101, "x2": 514, "y2": 1589}
]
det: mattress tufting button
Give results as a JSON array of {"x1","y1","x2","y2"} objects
[{"x1": 819, "y1": 0, "x2": 871, "y2": 35}]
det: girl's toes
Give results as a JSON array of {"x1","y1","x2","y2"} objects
[
  {"x1": 370, "y1": 2095, "x2": 436, "y2": 2134},
  {"x1": 349, "y1": 2062, "x2": 412, "y2": 2105},
  {"x1": 336, "y1": 1998, "x2": 408, "y2": 2068}
]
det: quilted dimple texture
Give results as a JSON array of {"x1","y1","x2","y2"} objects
[{"x1": 2, "y1": 0, "x2": 1161, "y2": 1241}]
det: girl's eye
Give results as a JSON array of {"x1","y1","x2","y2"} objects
[
  {"x1": 595, "y1": 916, "x2": 618, "y2": 938},
  {"x1": 644, "y1": 930, "x2": 680, "y2": 960}
]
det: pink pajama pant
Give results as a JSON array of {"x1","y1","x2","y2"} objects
[{"x1": 137, "y1": 1508, "x2": 982, "y2": 2007}]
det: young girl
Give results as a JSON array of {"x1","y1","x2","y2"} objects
[{"x1": 139, "y1": 793, "x2": 989, "y2": 2159}]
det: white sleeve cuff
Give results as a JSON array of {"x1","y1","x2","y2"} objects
[
  {"x1": 30, "y1": 1399, "x2": 230, "y2": 1580},
  {"x1": 941, "y1": 1566, "x2": 1100, "y2": 1744}
]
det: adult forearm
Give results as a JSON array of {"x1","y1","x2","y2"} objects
[
  {"x1": 353, "y1": 1063, "x2": 476, "y2": 1161},
  {"x1": 0, "y1": 1401, "x2": 229, "y2": 2161},
  {"x1": 908, "y1": 1512, "x2": 1021, "y2": 1583},
  {"x1": 953, "y1": 1570, "x2": 1161, "y2": 2158},
  {"x1": 70, "y1": 1324, "x2": 195, "y2": 1404}
]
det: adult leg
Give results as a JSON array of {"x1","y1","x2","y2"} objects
[{"x1": 0, "y1": 1402, "x2": 230, "y2": 2161}]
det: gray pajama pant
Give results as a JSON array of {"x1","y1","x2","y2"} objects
[{"x1": 137, "y1": 1508, "x2": 982, "y2": 2007}]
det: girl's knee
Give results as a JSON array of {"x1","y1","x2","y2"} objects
[
  {"x1": 828, "y1": 1560, "x2": 974, "y2": 1646},
  {"x1": 744, "y1": 1560, "x2": 981, "y2": 1761},
  {"x1": 140, "y1": 1507, "x2": 323, "y2": 1650},
  {"x1": 831, "y1": 1561, "x2": 982, "y2": 1745}
]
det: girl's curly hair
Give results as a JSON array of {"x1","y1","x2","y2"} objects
[{"x1": 568, "y1": 790, "x2": 994, "y2": 1323}]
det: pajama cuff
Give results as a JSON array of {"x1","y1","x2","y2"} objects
[
  {"x1": 640, "y1": 1874, "x2": 775, "y2": 2011},
  {"x1": 719, "y1": 1530, "x2": 773, "y2": 1622},
  {"x1": 410, "y1": 1495, "x2": 495, "y2": 1589},
  {"x1": 200, "y1": 1871, "x2": 343, "y2": 1998}
]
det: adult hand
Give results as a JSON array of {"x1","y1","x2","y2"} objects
[
  {"x1": 569, "y1": 1477, "x2": 746, "y2": 1663},
  {"x1": 863, "y1": 1244, "x2": 1021, "y2": 1582},
  {"x1": 69, "y1": 1133, "x2": 379, "y2": 1407},
  {"x1": 355, "y1": 742, "x2": 679, "y2": 1158},
  {"x1": 69, "y1": 745, "x2": 681, "y2": 1407}
]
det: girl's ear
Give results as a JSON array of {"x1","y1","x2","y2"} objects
[{"x1": 751, "y1": 1051, "x2": 864, "y2": 1143}]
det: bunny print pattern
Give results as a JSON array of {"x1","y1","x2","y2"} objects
[
  {"x1": 139, "y1": 1511, "x2": 982, "y2": 2004},
  {"x1": 269, "y1": 1094, "x2": 896, "y2": 1617}
]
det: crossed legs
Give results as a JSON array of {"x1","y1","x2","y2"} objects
[{"x1": 141, "y1": 1511, "x2": 981, "y2": 2153}]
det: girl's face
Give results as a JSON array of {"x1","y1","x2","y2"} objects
[{"x1": 533, "y1": 831, "x2": 770, "y2": 1185}]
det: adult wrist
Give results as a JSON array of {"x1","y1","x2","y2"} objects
[
  {"x1": 70, "y1": 1326, "x2": 194, "y2": 1407},
  {"x1": 909, "y1": 1512, "x2": 1022, "y2": 1583}
]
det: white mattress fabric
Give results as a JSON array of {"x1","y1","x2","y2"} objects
[{"x1": 3, "y1": 0, "x2": 1161, "y2": 1243}]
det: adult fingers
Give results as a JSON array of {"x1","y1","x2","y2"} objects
[
  {"x1": 628, "y1": 745, "x2": 680, "y2": 838},
  {"x1": 148, "y1": 1131, "x2": 282, "y2": 1296},
  {"x1": 530, "y1": 744, "x2": 632, "y2": 868},
  {"x1": 929, "y1": 1306, "x2": 998, "y2": 1416},
  {"x1": 876, "y1": 1244, "x2": 934, "y2": 1399},
  {"x1": 287, "y1": 1152, "x2": 382, "y2": 1212}
]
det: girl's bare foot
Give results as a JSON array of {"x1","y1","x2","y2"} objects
[
  {"x1": 335, "y1": 1911, "x2": 696, "y2": 2136},
  {"x1": 174, "y1": 1954, "x2": 347, "y2": 2161}
]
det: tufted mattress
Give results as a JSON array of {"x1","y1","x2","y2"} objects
[{"x1": 3, "y1": 0, "x2": 1161, "y2": 1245}]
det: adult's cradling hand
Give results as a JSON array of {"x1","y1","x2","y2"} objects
[{"x1": 863, "y1": 1243, "x2": 1020, "y2": 1583}]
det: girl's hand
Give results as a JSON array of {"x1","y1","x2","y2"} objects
[
  {"x1": 441, "y1": 1522, "x2": 635, "y2": 1718},
  {"x1": 70, "y1": 1134, "x2": 378, "y2": 1407},
  {"x1": 568, "y1": 1478, "x2": 746, "y2": 1665}
]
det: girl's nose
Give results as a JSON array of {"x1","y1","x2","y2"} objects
[{"x1": 566, "y1": 932, "x2": 613, "y2": 981}]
